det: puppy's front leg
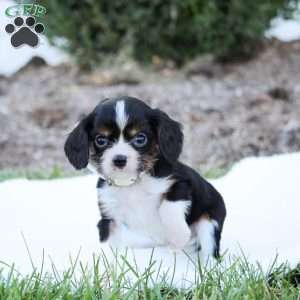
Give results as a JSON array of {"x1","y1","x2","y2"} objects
[
  {"x1": 159, "y1": 200, "x2": 191, "y2": 250},
  {"x1": 97, "y1": 218, "x2": 112, "y2": 242}
]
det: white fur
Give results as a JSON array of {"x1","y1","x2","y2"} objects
[
  {"x1": 101, "y1": 137, "x2": 139, "y2": 184},
  {"x1": 195, "y1": 218, "x2": 218, "y2": 263},
  {"x1": 98, "y1": 174, "x2": 177, "y2": 247},
  {"x1": 159, "y1": 200, "x2": 192, "y2": 249},
  {"x1": 87, "y1": 163, "x2": 98, "y2": 174},
  {"x1": 108, "y1": 223, "x2": 163, "y2": 248},
  {"x1": 115, "y1": 100, "x2": 128, "y2": 130}
]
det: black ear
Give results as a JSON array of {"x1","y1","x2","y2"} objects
[
  {"x1": 152, "y1": 109, "x2": 183, "y2": 163},
  {"x1": 64, "y1": 118, "x2": 90, "y2": 170}
]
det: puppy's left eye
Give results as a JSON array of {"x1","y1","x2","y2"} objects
[
  {"x1": 95, "y1": 135, "x2": 109, "y2": 148},
  {"x1": 132, "y1": 133, "x2": 147, "y2": 147}
]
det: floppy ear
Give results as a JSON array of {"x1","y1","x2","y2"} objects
[
  {"x1": 64, "y1": 118, "x2": 90, "y2": 170},
  {"x1": 152, "y1": 109, "x2": 183, "y2": 163}
]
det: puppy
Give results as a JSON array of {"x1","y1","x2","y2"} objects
[{"x1": 64, "y1": 96, "x2": 226, "y2": 260}]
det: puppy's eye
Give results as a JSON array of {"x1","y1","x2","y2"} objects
[
  {"x1": 132, "y1": 133, "x2": 147, "y2": 148},
  {"x1": 95, "y1": 135, "x2": 109, "y2": 148}
]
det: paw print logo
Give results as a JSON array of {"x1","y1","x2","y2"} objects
[{"x1": 5, "y1": 16, "x2": 44, "y2": 47}]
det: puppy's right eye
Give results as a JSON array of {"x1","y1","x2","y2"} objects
[{"x1": 95, "y1": 135, "x2": 108, "y2": 148}]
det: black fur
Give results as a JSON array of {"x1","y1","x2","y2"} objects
[
  {"x1": 151, "y1": 109, "x2": 183, "y2": 164},
  {"x1": 97, "y1": 177, "x2": 106, "y2": 188},
  {"x1": 165, "y1": 180, "x2": 192, "y2": 202},
  {"x1": 97, "y1": 219, "x2": 111, "y2": 242},
  {"x1": 64, "y1": 118, "x2": 90, "y2": 169}
]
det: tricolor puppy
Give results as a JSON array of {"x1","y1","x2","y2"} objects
[{"x1": 64, "y1": 96, "x2": 226, "y2": 261}]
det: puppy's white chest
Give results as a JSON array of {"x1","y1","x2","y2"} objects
[{"x1": 98, "y1": 175, "x2": 173, "y2": 241}]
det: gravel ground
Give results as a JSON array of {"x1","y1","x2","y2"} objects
[{"x1": 1, "y1": 41, "x2": 300, "y2": 174}]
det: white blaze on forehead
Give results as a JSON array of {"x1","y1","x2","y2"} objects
[{"x1": 115, "y1": 101, "x2": 128, "y2": 130}]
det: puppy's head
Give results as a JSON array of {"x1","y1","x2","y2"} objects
[{"x1": 64, "y1": 97, "x2": 183, "y2": 185}]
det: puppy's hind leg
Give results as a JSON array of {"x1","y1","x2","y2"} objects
[
  {"x1": 195, "y1": 216, "x2": 220, "y2": 264},
  {"x1": 159, "y1": 200, "x2": 192, "y2": 250}
]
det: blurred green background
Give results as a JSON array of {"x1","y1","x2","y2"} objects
[{"x1": 40, "y1": 0, "x2": 297, "y2": 68}]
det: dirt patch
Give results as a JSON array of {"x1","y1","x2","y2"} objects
[{"x1": 1, "y1": 40, "x2": 300, "y2": 174}]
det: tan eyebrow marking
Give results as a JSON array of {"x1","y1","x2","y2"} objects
[
  {"x1": 128, "y1": 127, "x2": 139, "y2": 136},
  {"x1": 125, "y1": 122, "x2": 145, "y2": 138},
  {"x1": 98, "y1": 127, "x2": 111, "y2": 136}
]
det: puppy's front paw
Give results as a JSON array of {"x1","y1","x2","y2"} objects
[{"x1": 97, "y1": 219, "x2": 114, "y2": 242}]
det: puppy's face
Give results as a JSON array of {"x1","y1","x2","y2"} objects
[
  {"x1": 64, "y1": 97, "x2": 183, "y2": 186},
  {"x1": 90, "y1": 100, "x2": 159, "y2": 185}
]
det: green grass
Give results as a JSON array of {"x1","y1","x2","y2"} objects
[
  {"x1": 0, "y1": 251, "x2": 299, "y2": 300},
  {"x1": 0, "y1": 166, "x2": 80, "y2": 183},
  {"x1": 202, "y1": 166, "x2": 232, "y2": 180}
]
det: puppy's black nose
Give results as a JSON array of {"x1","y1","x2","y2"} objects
[{"x1": 113, "y1": 155, "x2": 127, "y2": 168}]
